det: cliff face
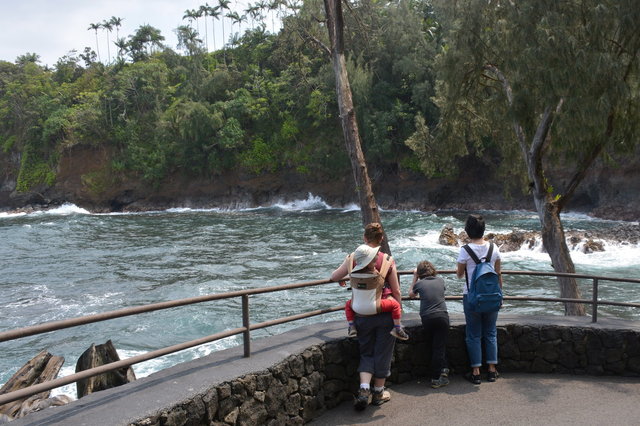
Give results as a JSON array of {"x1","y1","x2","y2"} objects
[{"x1": 1, "y1": 145, "x2": 638, "y2": 222}]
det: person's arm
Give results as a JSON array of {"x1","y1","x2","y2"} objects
[
  {"x1": 408, "y1": 269, "x2": 418, "y2": 298},
  {"x1": 387, "y1": 262, "x2": 402, "y2": 305},
  {"x1": 331, "y1": 256, "x2": 349, "y2": 287},
  {"x1": 456, "y1": 262, "x2": 466, "y2": 279},
  {"x1": 494, "y1": 258, "x2": 503, "y2": 288}
]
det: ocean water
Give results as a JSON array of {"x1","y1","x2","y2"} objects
[{"x1": 1, "y1": 194, "x2": 639, "y2": 399}]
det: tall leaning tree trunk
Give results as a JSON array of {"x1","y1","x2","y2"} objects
[
  {"x1": 532, "y1": 177, "x2": 586, "y2": 316},
  {"x1": 323, "y1": 0, "x2": 390, "y2": 255},
  {"x1": 488, "y1": 65, "x2": 585, "y2": 315}
]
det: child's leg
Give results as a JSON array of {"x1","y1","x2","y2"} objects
[
  {"x1": 345, "y1": 300, "x2": 357, "y2": 336},
  {"x1": 345, "y1": 299, "x2": 355, "y2": 323},
  {"x1": 382, "y1": 298, "x2": 409, "y2": 340},
  {"x1": 379, "y1": 297, "x2": 402, "y2": 325}
]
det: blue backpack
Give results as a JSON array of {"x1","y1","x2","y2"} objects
[{"x1": 463, "y1": 242, "x2": 503, "y2": 312}]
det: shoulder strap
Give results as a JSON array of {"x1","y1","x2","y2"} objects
[
  {"x1": 378, "y1": 254, "x2": 393, "y2": 279},
  {"x1": 462, "y1": 244, "x2": 481, "y2": 264},
  {"x1": 485, "y1": 242, "x2": 494, "y2": 264}
]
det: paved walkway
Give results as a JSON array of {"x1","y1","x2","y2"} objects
[
  {"x1": 312, "y1": 373, "x2": 640, "y2": 425},
  {"x1": 9, "y1": 315, "x2": 640, "y2": 425}
]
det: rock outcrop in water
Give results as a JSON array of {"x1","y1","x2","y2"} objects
[
  {"x1": 436, "y1": 223, "x2": 640, "y2": 253},
  {"x1": 0, "y1": 350, "x2": 72, "y2": 421},
  {"x1": 76, "y1": 340, "x2": 136, "y2": 399}
]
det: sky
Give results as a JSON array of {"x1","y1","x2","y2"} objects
[{"x1": 0, "y1": 0, "x2": 277, "y2": 67}]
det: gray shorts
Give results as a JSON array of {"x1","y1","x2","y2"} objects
[{"x1": 354, "y1": 312, "x2": 395, "y2": 378}]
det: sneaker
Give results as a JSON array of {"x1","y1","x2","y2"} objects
[
  {"x1": 440, "y1": 368, "x2": 450, "y2": 378},
  {"x1": 390, "y1": 326, "x2": 409, "y2": 341},
  {"x1": 487, "y1": 370, "x2": 499, "y2": 382},
  {"x1": 354, "y1": 387, "x2": 370, "y2": 411},
  {"x1": 371, "y1": 388, "x2": 391, "y2": 406},
  {"x1": 430, "y1": 376, "x2": 450, "y2": 389},
  {"x1": 347, "y1": 326, "x2": 357, "y2": 337}
]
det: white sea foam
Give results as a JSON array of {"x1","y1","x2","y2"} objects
[
  {"x1": 40, "y1": 203, "x2": 91, "y2": 216},
  {"x1": 270, "y1": 193, "x2": 332, "y2": 211},
  {"x1": 165, "y1": 207, "x2": 224, "y2": 214},
  {"x1": 0, "y1": 211, "x2": 26, "y2": 219},
  {"x1": 341, "y1": 203, "x2": 360, "y2": 212}
]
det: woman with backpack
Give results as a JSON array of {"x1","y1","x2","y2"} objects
[{"x1": 456, "y1": 214, "x2": 503, "y2": 385}]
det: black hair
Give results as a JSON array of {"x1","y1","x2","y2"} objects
[{"x1": 465, "y1": 214, "x2": 486, "y2": 239}]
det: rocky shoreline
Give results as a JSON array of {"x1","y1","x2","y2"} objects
[{"x1": 2, "y1": 143, "x2": 640, "y2": 222}]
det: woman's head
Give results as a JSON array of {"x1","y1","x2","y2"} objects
[
  {"x1": 465, "y1": 214, "x2": 486, "y2": 239},
  {"x1": 364, "y1": 222, "x2": 384, "y2": 245},
  {"x1": 416, "y1": 261, "x2": 437, "y2": 279}
]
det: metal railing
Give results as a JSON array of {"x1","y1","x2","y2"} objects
[{"x1": 1, "y1": 270, "x2": 639, "y2": 407}]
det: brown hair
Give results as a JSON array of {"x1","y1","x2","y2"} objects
[
  {"x1": 416, "y1": 261, "x2": 437, "y2": 279},
  {"x1": 364, "y1": 222, "x2": 384, "y2": 245}
]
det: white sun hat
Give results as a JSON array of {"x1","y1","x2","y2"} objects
[{"x1": 352, "y1": 244, "x2": 380, "y2": 272}]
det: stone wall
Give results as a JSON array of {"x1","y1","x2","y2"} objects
[{"x1": 130, "y1": 318, "x2": 640, "y2": 426}]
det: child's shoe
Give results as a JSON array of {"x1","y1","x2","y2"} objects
[
  {"x1": 347, "y1": 326, "x2": 357, "y2": 337},
  {"x1": 431, "y1": 375, "x2": 450, "y2": 388},
  {"x1": 390, "y1": 326, "x2": 409, "y2": 340}
]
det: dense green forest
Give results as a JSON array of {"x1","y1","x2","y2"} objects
[
  {"x1": 1, "y1": 0, "x2": 638, "y2": 206},
  {"x1": 0, "y1": 0, "x2": 442, "y2": 195}
]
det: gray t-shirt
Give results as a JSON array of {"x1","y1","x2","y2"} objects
[{"x1": 413, "y1": 276, "x2": 448, "y2": 319}]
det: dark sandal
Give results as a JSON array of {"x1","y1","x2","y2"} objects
[
  {"x1": 487, "y1": 371, "x2": 499, "y2": 382},
  {"x1": 465, "y1": 372, "x2": 481, "y2": 385}
]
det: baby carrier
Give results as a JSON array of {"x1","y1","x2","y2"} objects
[{"x1": 347, "y1": 252, "x2": 393, "y2": 316}]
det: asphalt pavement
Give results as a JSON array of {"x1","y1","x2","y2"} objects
[{"x1": 311, "y1": 372, "x2": 640, "y2": 425}]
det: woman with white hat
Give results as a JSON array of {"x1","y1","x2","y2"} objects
[{"x1": 330, "y1": 222, "x2": 405, "y2": 411}]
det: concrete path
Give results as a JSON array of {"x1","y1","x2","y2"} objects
[{"x1": 311, "y1": 373, "x2": 640, "y2": 426}]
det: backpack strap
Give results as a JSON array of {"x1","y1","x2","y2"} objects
[
  {"x1": 462, "y1": 244, "x2": 481, "y2": 264},
  {"x1": 485, "y1": 242, "x2": 494, "y2": 264},
  {"x1": 462, "y1": 243, "x2": 494, "y2": 290},
  {"x1": 378, "y1": 254, "x2": 393, "y2": 279}
]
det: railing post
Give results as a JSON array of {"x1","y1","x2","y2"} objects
[
  {"x1": 592, "y1": 278, "x2": 598, "y2": 323},
  {"x1": 242, "y1": 294, "x2": 251, "y2": 357}
]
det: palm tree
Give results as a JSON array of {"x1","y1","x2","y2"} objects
[
  {"x1": 218, "y1": 0, "x2": 231, "y2": 48},
  {"x1": 183, "y1": 9, "x2": 200, "y2": 33},
  {"x1": 109, "y1": 16, "x2": 124, "y2": 48},
  {"x1": 198, "y1": 5, "x2": 210, "y2": 52},
  {"x1": 102, "y1": 20, "x2": 113, "y2": 63},
  {"x1": 266, "y1": 0, "x2": 279, "y2": 34},
  {"x1": 88, "y1": 22, "x2": 102, "y2": 62},
  {"x1": 245, "y1": 4, "x2": 261, "y2": 30},
  {"x1": 226, "y1": 11, "x2": 246, "y2": 42},
  {"x1": 208, "y1": 5, "x2": 221, "y2": 51}
]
